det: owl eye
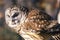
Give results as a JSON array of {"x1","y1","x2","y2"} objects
[{"x1": 12, "y1": 12, "x2": 19, "y2": 18}]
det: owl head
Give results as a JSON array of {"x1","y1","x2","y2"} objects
[{"x1": 5, "y1": 6, "x2": 25, "y2": 28}]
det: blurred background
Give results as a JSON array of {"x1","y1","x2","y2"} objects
[{"x1": 0, "y1": 0, "x2": 59, "y2": 40}]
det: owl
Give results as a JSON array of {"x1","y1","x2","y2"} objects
[{"x1": 5, "y1": 5, "x2": 60, "y2": 40}]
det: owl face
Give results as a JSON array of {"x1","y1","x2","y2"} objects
[{"x1": 5, "y1": 6, "x2": 23, "y2": 28}]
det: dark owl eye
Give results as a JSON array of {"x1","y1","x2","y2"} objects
[{"x1": 12, "y1": 12, "x2": 19, "y2": 18}]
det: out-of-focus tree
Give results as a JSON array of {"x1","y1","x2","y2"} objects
[
  {"x1": 0, "y1": 0, "x2": 4, "y2": 7},
  {"x1": 0, "y1": 12, "x2": 4, "y2": 19}
]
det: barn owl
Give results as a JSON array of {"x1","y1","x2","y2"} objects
[{"x1": 5, "y1": 5, "x2": 60, "y2": 40}]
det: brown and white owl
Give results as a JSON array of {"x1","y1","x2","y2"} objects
[
  {"x1": 5, "y1": 0, "x2": 60, "y2": 40},
  {"x1": 5, "y1": 6, "x2": 60, "y2": 40}
]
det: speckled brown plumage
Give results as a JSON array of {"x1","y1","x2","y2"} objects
[
  {"x1": 18, "y1": 9, "x2": 59, "y2": 40},
  {"x1": 23, "y1": 9, "x2": 58, "y2": 32}
]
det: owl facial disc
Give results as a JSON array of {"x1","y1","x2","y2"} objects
[{"x1": 5, "y1": 6, "x2": 22, "y2": 28}]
